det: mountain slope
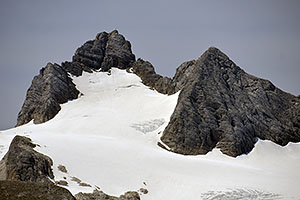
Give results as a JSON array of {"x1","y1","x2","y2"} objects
[
  {"x1": 0, "y1": 68, "x2": 299, "y2": 199},
  {"x1": 161, "y1": 47, "x2": 300, "y2": 157},
  {"x1": 0, "y1": 30, "x2": 300, "y2": 199},
  {"x1": 16, "y1": 30, "x2": 300, "y2": 157}
]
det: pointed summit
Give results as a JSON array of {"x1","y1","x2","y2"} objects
[
  {"x1": 16, "y1": 31, "x2": 300, "y2": 157},
  {"x1": 70, "y1": 30, "x2": 135, "y2": 73},
  {"x1": 161, "y1": 46, "x2": 300, "y2": 157},
  {"x1": 17, "y1": 31, "x2": 136, "y2": 126}
]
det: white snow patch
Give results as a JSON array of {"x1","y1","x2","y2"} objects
[{"x1": 0, "y1": 68, "x2": 299, "y2": 199}]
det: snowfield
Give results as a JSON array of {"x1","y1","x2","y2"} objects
[{"x1": 0, "y1": 68, "x2": 300, "y2": 200}]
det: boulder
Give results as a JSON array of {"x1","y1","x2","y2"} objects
[{"x1": 0, "y1": 135, "x2": 54, "y2": 182}]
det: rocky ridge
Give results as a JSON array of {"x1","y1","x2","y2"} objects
[
  {"x1": 16, "y1": 30, "x2": 300, "y2": 158},
  {"x1": 16, "y1": 63, "x2": 80, "y2": 126},
  {"x1": 0, "y1": 135, "x2": 54, "y2": 182},
  {"x1": 160, "y1": 47, "x2": 300, "y2": 156},
  {"x1": 17, "y1": 30, "x2": 135, "y2": 126}
]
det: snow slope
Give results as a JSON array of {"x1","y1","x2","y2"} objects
[{"x1": 0, "y1": 68, "x2": 300, "y2": 200}]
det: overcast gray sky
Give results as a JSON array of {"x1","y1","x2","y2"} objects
[{"x1": 0, "y1": 0, "x2": 299, "y2": 130}]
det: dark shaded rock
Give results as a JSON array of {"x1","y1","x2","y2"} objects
[
  {"x1": 75, "y1": 190, "x2": 140, "y2": 200},
  {"x1": 0, "y1": 180, "x2": 75, "y2": 200},
  {"x1": 17, "y1": 30, "x2": 136, "y2": 126},
  {"x1": 139, "y1": 188, "x2": 148, "y2": 194},
  {"x1": 15, "y1": 31, "x2": 300, "y2": 157},
  {"x1": 130, "y1": 47, "x2": 300, "y2": 157},
  {"x1": 130, "y1": 58, "x2": 174, "y2": 94},
  {"x1": 55, "y1": 180, "x2": 68, "y2": 186},
  {"x1": 161, "y1": 47, "x2": 300, "y2": 157},
  {"x1": 58, "y1": 165, "x2": 68, "y2": 173},
  {"x1": 119, "y1": 191, "x2": 140, "y2": 200},
  {"x1": 0, "y1": 135, "x2": 54, "y2": 183},
  {"x1": 17, "y1": 63, "x2": 79, "y2": 126},
  {"x1": 70, "y1": 176, "x2": 81, "y2": 184},
  {"x1": 102, "y1": 30, "x2": 135, "y2": 70},
  {"x1": 72, "y1": 32, "x2": 108, "y2": 70},
  {"x1": 78, "y1": 182, "x2": 91, "y2": 187},
  {"x1": 61, "y1": 61, "x2": 92, "y2": 77},
  {"x1": 72, "y1": 30, "x2": 135, "y2": 72}
]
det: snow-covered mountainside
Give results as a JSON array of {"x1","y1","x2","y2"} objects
[{"x1": 1, "y1": 68, "x2": 300, "y2": 199}]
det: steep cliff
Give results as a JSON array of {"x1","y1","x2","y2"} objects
[{"x1": 161, "y1": 47, "x2": 300, "y2": 157}]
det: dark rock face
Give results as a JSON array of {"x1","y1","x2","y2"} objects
[
  {"x1": 161, "y1": 47, "x2": 300, "y2": 157},
  {"x1": 71, "y1": 30, "x2": 135, "y2": 73},
  {"x1": 17, "y1": 63, "x2": 79, "y2": 126},
  {"x1": 15, "y1": 30, "x2": 300, "y2": 157},
  {"x1": 61, "y1": 61, "x2": 92, "y2": 77},
  {"x1": 75, "y1": 190, "x2": 140, "y2": 200},
  {"x1": 17, "y1": 30, "x2": 136, "y2": 126},
  {"x1": 0, "y1": 180, "x2": 75, "y2": 200},
  {"x1": 0, "y1": 135, "x2": 54, "y2": 182},
  {"x1": 130, "y1": 58, "x2": 174, "y2": 94}
]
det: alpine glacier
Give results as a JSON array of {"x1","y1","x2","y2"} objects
[{"x1": 0, "y1": 68, "x2": 299, "y2": 199}]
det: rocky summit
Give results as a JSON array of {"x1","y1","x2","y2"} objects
[
  {"x1": 17, "y1": 30, "x2": 300, "y2": 158},
  {"x1": 160, "y1": 47, "x2": 300, "y2": 157},
  {"x1": 2, "y1": 30, "x2": 300, "y2": 199}
]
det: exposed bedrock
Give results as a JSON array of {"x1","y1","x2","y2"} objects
[
  {"x1": 130, "y1": 58, "x2": 174, "y2": 95},
  {"x1": 15, "y1": 30, "x2": 300, "y2": 157},
  {"x1": 0, "y1": 135, "x2": 54, "y2": 182},
  {"x1": 75, "y1": 190, "x2": 140, "y2": 200},
  {"x1": 17, "y1": 30, "x2": 135, "y2": 126},
  {"x1": 16, "y1": 63, "x2": 79, "y2": 126},
  {"x1": 0, "y1": 136, "x2": 76, "y2": 200},
  {"x1": 0, "y1": 180, "x2": 76, "y2": 200},
  {"x1": 160, "y1": 47, "x2": 300, "y2": 157},
  {"x1": 64, "y1": 30, "x2": 135, "y2": 76}
]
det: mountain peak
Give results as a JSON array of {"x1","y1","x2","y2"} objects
[
  {"x1": 72, "y1": 30, "x2": 135, "y2": 72},
  {"x1": 16, "y1": 31, "x2": 300, "y2": 157},
  {"x1": 161, "y1": 45, "x2": 300, "y2": 156}
]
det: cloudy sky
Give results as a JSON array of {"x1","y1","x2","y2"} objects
[{"x1": 0, "y1": 0, "x2": 299, "y2": 130}]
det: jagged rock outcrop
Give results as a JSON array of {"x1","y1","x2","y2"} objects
[
  {"x1": 129, "y1": 47, "x2": 300, "y2": 157},
  {"x1": 65, "y1": 30, "x2": 135, "y2": 76},
  {"x1": 0, "y1": 180, "x2": 75, "y2": 200},
  {"x1": 160, "y1": 47, "x2": 300, "y2": 157},
  {"x1": 0, "y1": 135, "x2": 54, "y2": 182},
  {"x1": 75, "y1": 190, "x2": 140, "y2": 200},
  {"x1": 17, "y1": 30, "x2": 136, "y2": 126},
  {"x1": 130, "y1": 58, "x2": 174, "y2": 94},
  {"x1": 17, "y1": 63, "x2": 80, "y2": 126},
  {"x1": 16, "y1": 30, "x2": 300, "y2": 157}
]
